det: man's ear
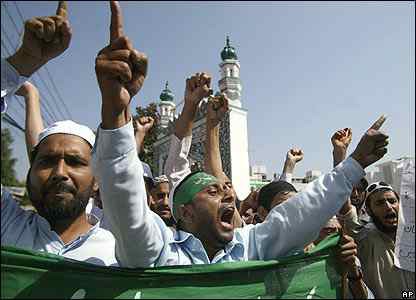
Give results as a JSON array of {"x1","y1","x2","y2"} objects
[
  {"x1": 92, "y1": 178, "x2": 99, "y2": 193},
  {"x1": 365, "y1": 202, "x2": 375, "y2": 218},
  {"x1": 257, "y1": 206, "x2": 268, "y2": 222}
]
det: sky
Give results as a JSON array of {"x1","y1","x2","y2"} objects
[{"x1": 1, "y1": 1, "x2": 415, "y2": 181}]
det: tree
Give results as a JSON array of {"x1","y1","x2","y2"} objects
[
  {"x1": 1, "y1": 128, "x2": 20, "y2": 186},
  {"x1": 134, "y1": 103, "x2": 160, "y2": 172}
]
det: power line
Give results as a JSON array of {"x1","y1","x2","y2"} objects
[
  {"x1": 1, "y1": 1, "x2": 22, "y2": 51},
  {"x1": 1, "y1": 3, "x2": 68, "y2": 121},
  {"x1": 12, "y1": 1, "x2": 25, "y2": 23},
  {"x1": 6, "y1": 100, "x2": 25, "y2": 125},
  {"x1": 3, "y1": 122, "x2": 25, "y2": 139},
  {"x1": 43, "y1": 67, "x2": 73, "y2": 119},
  {"x1": 3, "y1": 112, "x2": 25, "y2": 133},
  {"x1": 0, "y1": 38, "x2": 26, "y2": 110},
  {"x1": 6, "y1": 1, "x2": 73, "y2": 120},
  {"x1": 1, "y1": 37, "x2": 56, "y2": 125},
  {"x1": 0, "y1": 26, "x2": 57, "y2": 124},
  {"x1": 1, "y1": 22, "x2": 61, "y2": 123}
]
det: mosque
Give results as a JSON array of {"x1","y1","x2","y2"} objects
[{"x1": 151, "y1": 37, "x2": 250, "y2": 200}]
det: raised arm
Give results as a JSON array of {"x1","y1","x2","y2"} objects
[
  {"x1": 133, "y1": 116, "x2": 154, "y2": 154},
  {"x1": 204, "y1": 93, "x2": 229, "y2": 180},
  {"x1": 248, "y1": 116, "x2": 389, "y2": 260},
  {"x1": 15, "y1": 82, "x2": 44, "y2": 160},
  {"x1": 279, "y1": 148, "x2": 304, "y2": 183},
  {"x1": 2, "y1": 1, "x2": 71, "y2": 113},
  {"x1": 331, "y1": 128, "x2": 354, "y2": 216},
  {"x1": 92, "y1": 1, "x2": 163, "y2": 268},
  {"x1": 331, "y1": 128, "x2": 352, "y2": 168},
  {"x1": 164, "y1": 73, "x2": 212, "y2": 186}
]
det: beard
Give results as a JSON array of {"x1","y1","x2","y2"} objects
[
  {"x1": 371, "y1": 213, "x2": 397, "y2": 235},
  {"x1": 27, "y1": 174, "x2": 93, "y2": 226},
  {"x1": 163, "y1": 215, "x2": 176, "y2": 227}
]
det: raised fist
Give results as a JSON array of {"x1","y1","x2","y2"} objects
[
  {"x1": 331, "y1": 128, "x2": 352, "y2": 152},
  {"x1": 184, "y1": 72, "x2": 213, "y2": 109},
  {"x1": 286, "y1": 148, "x2": 304, "y2": 164},
  {"x1": 207, "y1": 93, "x2": 229, "y2": 127},
  {"x1": 133, "y1": 116, "x2": 154, "y2": 135}
]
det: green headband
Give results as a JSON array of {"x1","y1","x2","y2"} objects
[{"x1": 173, "y1": 172, "x2": 218, "y2": 217}]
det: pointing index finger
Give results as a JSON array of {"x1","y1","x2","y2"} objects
[
  {"x1": 56, "y1": 1, "x2": 68, "y2": 18},
  {"x1": 110, "y1": 0, "x2": 124, "y2": 43},
  {"x1": 369, "y1": 115, "x2": 387, "y2": 131}
]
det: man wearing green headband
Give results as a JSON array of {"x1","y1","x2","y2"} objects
[{"x1": 93, "y1": 61, "x2": 390, "y2": 267}]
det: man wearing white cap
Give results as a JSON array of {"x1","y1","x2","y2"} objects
[
  {"x1": 338, "y1": 181, "x2": 415, "y2": 298},
  {"x1": 1, "y1": 120, "x2": 117, "y2": 266},
  {"x1": 150, "y1": 175, "x2": 175, "y2": 227}
]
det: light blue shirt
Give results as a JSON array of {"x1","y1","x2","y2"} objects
[
  {"x1": 92, "y1": 120, "x2": 365, "y2": 268},
  {"x1": 1, "y1": 187, "x2": 118, "y2": 266}
]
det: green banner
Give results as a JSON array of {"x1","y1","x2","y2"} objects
[{"x1": 1, "y1": 234, "x2": 343, "y2": 299}]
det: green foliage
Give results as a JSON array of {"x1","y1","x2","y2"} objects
[
  {"x1": 134, "y1": 103, "x2": 161, "y2": 172},
  {"x1": 1, "y1": 128, "x2": 19, "y2": 186}
]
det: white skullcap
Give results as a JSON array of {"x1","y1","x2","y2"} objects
[
  {"x1": 142, "y1": 162, "x2": 154, "y2": 180},
  {"x1": 154, "y1": 175, "x2": 169, "y2": 184},
  {"x1": 35, "y1": 120, "x2": 95, "y2": 148}
]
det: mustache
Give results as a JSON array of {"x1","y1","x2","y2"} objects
[{"x1": 42, "y1": 181, "x2": 77, "y2": 196}]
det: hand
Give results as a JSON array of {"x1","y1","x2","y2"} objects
[
  {"x1": 350, "y1": 115, "x2": 389, "y2": 169},
  {"x1": 95, "y1": 1, "x2": 148, "y2": 129},
  {"x1": 133, "y1": 116, "x2": 154, "y2": 136},
  {"x1": 239, "y1": 190, "x2": 259, "y2": 216},
  {"x1": 133, "y1": 116, "x2": 154, "y2": 154},
  {"x1": 286, "y1": 148, "x2": 304, "y2": 164},
  {"x1": 336, "y1": 233, "x2": 358, "y2": 275},
  {"x1": 7, "y1": 1, "x2": 71, "y2": 77},
  {"x1": 242, "y1": 209, "x2": 257, "y2": 225},
  {"x1": 331, "y1": 128, "x2": 352, "y2": 152},
  {"x1": 184, "y1": 72, "x2": 213, "y2": 111},
  {"x1": 207, "y1": 93, "x2": 229, "y2": 127},
  {"x1": 15, "y1": 81, "x2": 39, "y2": 98}
]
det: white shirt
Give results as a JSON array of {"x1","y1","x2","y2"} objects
[{"x1": 1, "y1": 187, "x2": 118, "y2": 266}]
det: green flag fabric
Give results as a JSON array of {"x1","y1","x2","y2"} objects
[{"x1": 1, "y1": 234, "x2": 344, "y2": 299}]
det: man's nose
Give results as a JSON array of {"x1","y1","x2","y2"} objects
[
  {"x1": 162, "y1": 194, "x2": 169, "y2": 206},
  {"x1": 385, "y1": 200, "x2": 395, "y2": 211},
  {"x1": 221, "y1": 185, "x2": 233, "y2": 203},
  {"x1": 51, "y1": 159, "x2": 69, "y2": 182}
]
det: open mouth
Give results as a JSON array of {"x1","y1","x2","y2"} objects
[
  {"x1": 219, "y1": 206, "x2": 235, "y2": 230},
  {"x1": 384, "y1": 212, "x2": 398, "y2": 224}
]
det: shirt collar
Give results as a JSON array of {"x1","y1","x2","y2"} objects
[{"x1": 172, "y1": 229, "x2": 245, "y2": 256}]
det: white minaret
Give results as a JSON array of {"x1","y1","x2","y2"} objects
[
  {"x1": 158, "y1": 81, "x2": 176, "y2": 128},
  {"x1": 219, "y1": 36, "x2": 242, "y2": 108},
  {"x1": 218, "y1": 36, "x2": 250, "y2": 199}
]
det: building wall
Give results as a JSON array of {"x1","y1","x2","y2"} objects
[
  {"x1": 228, "y1": 106, "x2": 250, "y2": 199},
  {"x1": 366, "y1": 157, "x2": 415, "y2": 193}
]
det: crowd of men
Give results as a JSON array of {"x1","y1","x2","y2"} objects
[{"x1": 1, "y1": 1, "x2": 414, "y2": 299}]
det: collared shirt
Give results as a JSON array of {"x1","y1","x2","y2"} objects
[
  {"x1": 92, "y1": 120, "x2": 365, "y2": 268},
  {"x1": 1, "y1": 58, "x2": 29, "y2": 114},
  {"x1": 1, "y1": 187, "x2": 118, "y2": 266},
  {"x1": 340, "y1": 206, "x2": 415, "y2": 299}
]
